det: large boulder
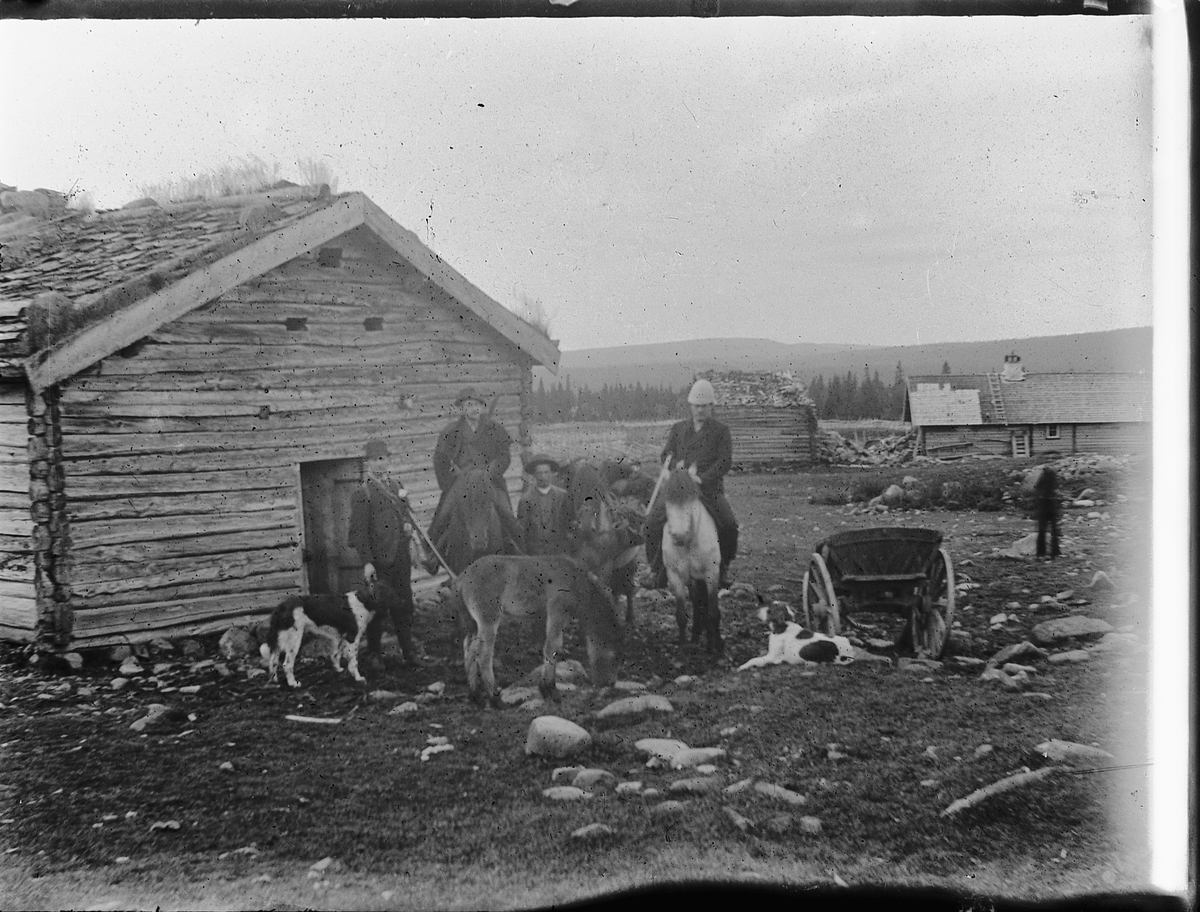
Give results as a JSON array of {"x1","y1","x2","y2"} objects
[
  {"x1": 525, "y1": 716, "x2": 592, "y2": 758},
  {"x1": 1031, "y1": 616, "x2": 1114, "y2": 646},
  {"x1": 881, "y1": 484, "x2": 905, "y2": 506},
  {"x1": 595, "y1": 694, "x2": 674, "y2": 722}
]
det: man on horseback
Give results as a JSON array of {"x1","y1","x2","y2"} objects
[
  {"x1": 424, "y1": 387, "x2": 523, "y2": 572},
  {"x1": 347, "y1": 438, "x2": 422, "y2": 667},
  {"x1": 641, "y1": 379, "x2": 740, "y2": 591}
]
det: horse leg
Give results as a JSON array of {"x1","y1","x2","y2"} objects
[
  {"x1": 476, "y1": 623, "x2": 502, "y2": 708},
  {"x1": 705, "y1": 579, "x2": 723, "y2": 656},
  {"x1": 689, "y1": 579, "x2": 708, "y2": 645},
  {"x1": 539, "y1": 607, "x2": 565, "y2": 700}
]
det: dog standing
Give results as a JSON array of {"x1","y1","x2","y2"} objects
[
  {"x1": 259, "y1": 569, "x2": 395, "y2": 688},
  {"x1": 738, "y1": 600, "x2": 856, "y2": 670}
]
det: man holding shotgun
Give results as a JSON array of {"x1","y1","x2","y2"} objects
[{"x1": 641, "y1": 378, "x2": 740, "y2": 591}]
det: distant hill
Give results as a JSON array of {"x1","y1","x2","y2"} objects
[{"x1": 537, "y1": 327, "x2": 1153, "y2": 393}]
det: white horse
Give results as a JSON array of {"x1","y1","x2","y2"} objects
[{"x1": 661, "y1": 467, "x2": 723, "y2": 654}]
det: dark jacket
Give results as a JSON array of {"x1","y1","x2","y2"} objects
[
  {"x1": 661, "y1": 418, "x2": 734, "y2": 497},
  {"x1": 434, "y1": 416, "x2": 513, "y2": 492},
  {"x1": 348, "y1": 478, "x2": 410, "y2": 568},
  {"x1": 517, "y1": 484, "x2": 575, "y2": 555}
]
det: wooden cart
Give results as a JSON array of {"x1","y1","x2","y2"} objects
[{"x1": 801, "y1": 527, "x2": 956, "y2": 659}]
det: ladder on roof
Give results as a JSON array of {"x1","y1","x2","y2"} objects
[{"x1": 987, "y1": 372, "x2": 1008, "y2": 425}]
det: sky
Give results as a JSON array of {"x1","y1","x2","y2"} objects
[{"x1": 1, "y1": 15, "x2": 1155, "y2": 352}]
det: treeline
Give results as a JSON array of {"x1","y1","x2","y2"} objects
[
  {"x1": 530, "y1": 379, "x2": 683, "y2": 423},
  {"x1": 531, "y1": 362, "x2": 935, "y2": 424}
]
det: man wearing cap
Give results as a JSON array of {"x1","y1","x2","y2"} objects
[
  {"x1": 642, "y1": 378, "x2": 740, "y2": 590},
  {"x1": 348, "y1": 438, "x2": 421, "y2": 666},
  {"x1": 426, "y1": 387, "x2": 522, "y2": 565},
  {"x1": 517, "y1": 455, "x2": 574, "y2": 556}
]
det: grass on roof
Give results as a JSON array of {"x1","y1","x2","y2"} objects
[{"x1": 137, "y1": 155, "x2": 339, "y2": 204}]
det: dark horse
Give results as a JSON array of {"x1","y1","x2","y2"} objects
[{"x1": 428, "y1": 468, "x2": 521, "y2": 576}]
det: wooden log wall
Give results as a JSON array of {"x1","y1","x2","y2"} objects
[
  {"x1": 921, "y1": 426, "x2": 1012, "y2": 457},
  {"x1": 1070, "y1": 423, "x2": 1150, "y2": 456},
  {"x1": 0, "y1": 384, "x2": 36, "y2": 641},
  {"x1": 55, "y1": 224, "x2": 531, "y2": 646},
  {"x1": 721, "y1": 405, "x2": 816, "y2": 468}
]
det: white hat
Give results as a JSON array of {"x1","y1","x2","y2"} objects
[{"x1": 687, "y1": 379, "x2": 716, "y2": 405}]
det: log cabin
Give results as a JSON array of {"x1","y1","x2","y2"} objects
[
  {"x1": 903, "y1": 354, "x2": 1151, "y2": 459},
  {"x1": 0, "y1": 184, "x2": 559, "y2": 649}
]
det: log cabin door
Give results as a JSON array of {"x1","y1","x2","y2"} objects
[{"x1": 299, "y1": 459, "x2": 364, "y2": 595}]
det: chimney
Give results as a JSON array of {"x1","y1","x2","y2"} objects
[{"x1": 1000, "y1": 352, "x2": 1026, "y2": 382}]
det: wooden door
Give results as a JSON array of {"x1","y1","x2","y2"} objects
[{"x1": 300, "y1": 459, "x2": 365, "y2": 594}]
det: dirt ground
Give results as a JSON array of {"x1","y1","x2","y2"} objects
[{"x1": 0, "y1": 458, "x2": 1164, "y2": 911}]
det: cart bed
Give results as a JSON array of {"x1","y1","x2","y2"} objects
[{"x1": 816, "y1": 528, "x2": 944, "y2": 579}]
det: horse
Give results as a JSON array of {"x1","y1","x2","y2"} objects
[
  {"x1": 446, "y1": 555, "x2": 623, "y2": 707},
  {"x1": 562, "y1": 458, "x2": 644, "y2": 624},
  {"x1": 661, "y1": 467, "x2": 723, "y2": 654},
  {"x1": 428, "y1": 467, "x2": 518, "y2": 576}
]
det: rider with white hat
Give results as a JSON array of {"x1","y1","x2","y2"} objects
[{"x1": 642, "y1": 378, "x2": 740, "y2": 590}]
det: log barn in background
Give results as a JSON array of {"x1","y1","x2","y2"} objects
[
  {"x1": 0, "y1": 185, "x2": 558, "y2": 649},
  {"x1": 698, "y1": 370, "x2": 818, "y2": 470}
]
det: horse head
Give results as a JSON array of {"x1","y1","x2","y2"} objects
[
  {"x1": 663, "y1": 467, "x2": 701, "y2": 547},
  {"x1": 442, "y1": 467, "x2": 506, "y2": 570},
  {"x1": 581, "y1": 569, "x2": 623, "y2": 686}
]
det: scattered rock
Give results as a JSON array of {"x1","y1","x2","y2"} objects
[
  {"x1": 669, "y1": 776, "x2": 721, "y2": 795},
  {"x1": 762, "y1": 813, "x2": 793, "y2": 835},
  {"x1": 570, "y1": 823, "x2": 614, "y2": 842},
  {"x1": 62, "y1": 652, "x2": 84, "y2": 672},
  {"x1": 542, "y1": 786, "x2": 589, "y2": 801},
  {"x1": 595, "y1": 694, "x2": 673, "y2": 722},
  {"x1": 525, "y1": 716, "x2": 592, "y2": 758},
  {"x1": 670, "y1": 747, "x2": 726, "y2": 769},
  {"x1": 368, "y1": 690, "x2": 403, "y2": 703},
  {"x1": 1087, "y1": 571, "x2": 1116, "y2": 590},
  {"x1": 798, "y1": 815, "x2": 822, "y2": 835},
  {"x1": 500, "y1": 685, "x2": 541, "y2": 706},
  {"x1": 218, "y1": 627, "x2": 256, "y2": 660},
  {"x1": 551, "y1": 766, "x2": 588, "y2": 783},
  {"x1": 648, "y1": 800, "x2": 687, "y2": 819},
  {"x1": 1049, "y1": 650, "x2": 1091, "y2": 664},
  {"x1": 881, "y1": 484, "x2": 905, "y2": 506},
  {"x1": 1035, "y1": 739, "x2": 1116, "y2": 768},
  {"x1": 615, "y1": 781, "x2": 643, "y2": 797},
  {"x1": 1030, "y1": 616, "x2": 1115, "y2": 646},
  {"x1": 973, "y1": 744, "x2": 994, "y2": 759},
  {"x1": 634, "y1": 738, "x2": 689, "y2": 762},
  {"x1": 986, "y1": 641, "x2": 1048, "y2": 669},
  {"x1": 119, "y1": 658, "x2": 143, "y2": 676},
  {"x1": 572, "y1": 769, "x2": 618, "y2": 793},
  {"x1": 753, "y1": 782, "x2": 807, "y2": 805},
  {"x1": 389, "y1": 702, "x2": 420, "y2": 715},
  {"x1": 129, "y1": 704, "x2": 170, "y2": 732},
  {"x1": 109, "y1": 678, "x2": 129, "y2": 691},
  {"x1": 723, "y1": 805, "x2": 754, "y2": 832}
]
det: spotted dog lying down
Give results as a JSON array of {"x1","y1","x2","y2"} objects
[
  {"x1": 259, "y1": 567, "x2": 395, "y2": 688},
  {"x1": 737, "y1": 600, "x2": 855, "y2": 670}
]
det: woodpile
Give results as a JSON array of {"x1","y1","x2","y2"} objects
[{"x1": 817, "y1": 429, "x2": 917, "y2": 466}]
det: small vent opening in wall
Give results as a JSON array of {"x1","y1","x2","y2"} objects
[
  {"x1": 285, "y1": 317, "x2": 308, "y2": 331},
  {"x1": 317, "y1": 247, "x2": 342, "y2": 268},
  {"x1": 364, "y1": 317, "x2": 384, "y2": 331}
]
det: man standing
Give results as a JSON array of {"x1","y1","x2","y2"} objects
[
  {"x1": 517, "y1": 454, "x2": 574, "y2": 556},
  {"x1": 1033, "y1": 464, "x2": 1061, "y2": 560},
  {"x1": 426, "y1": 387, "x2": 522, "y2": 565},
  {"x1": 347, "y1": 438, "x2": 420, "y2": 666},
  {"x1": 642, "y1": 379, "x2": 740, "y2": 590}
]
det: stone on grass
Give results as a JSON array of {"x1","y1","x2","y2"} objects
[
  {"x1": 723, "y1": 806, "x2": 754, "y2": 832},
  {"x1": 596, "y1": 694, "x2": 673, "y2": 722},
  {"x1": 119, "y1": 658, "x2": 143, "y2": 676},
  {"x1": 368, "y1": 690, "x2": 403, "y2": 703},
  {"x1": 389, "y1": 702, "x2": 420, "y2": 715},
  {"x1": 571, "y1": 823, "x2": 614, "y2": 842},
  {"x1": 129, "y1": 704, "x2": 170, "y2": 732},
  {"x1": 669, "y1": 776, "x2": 721, "y2": 795},
  {"x1": 798, "y1": 816, "x2": 823, "y2": 835},
  {"x1": 110, "y1": 677, "x2": 129, "y2": 691},
  {"x1": 1035, "y1": 739, "x2": 1115, "y2": 768},
  {"x1": 1031, "y1": 616, "x2": 1114, "y2": 646},
  {"x1": 525, "y1": 716, "x2": 592, "y2": 758},
  {"x1": 219, "y1": 627, "x2": 257, "y2": 660},
  {"x1": 671, "y1": 747, "x2": 726, "y2": 769},
  {"x1": 572, "y1": 769, "x2": 618, "y2": 792},
  {"x1": 615, "y1": 781, "x2": 644, "y2": 797},
  {"x1": 500, "y1": 685, "x2": 540, "y2": 706},
  {"x1": 648, "y1": 800, "x2": 687, "y2": 819},
  {"x1": 762, "y1": 813, "x2": 793, "y2": 835},
  {"x1": 108, "y1": 645, "x2": 133, "y2": 663},
  {"x1": 881, "y1": 484, "x2": 905, "y2": 506},
  {"x1": 754, "y1": 782, "x2": 807, "y2": 805},
  {"x1": 635, "y1": 738, "x2": 688, "y2": 762},
  {"x1": 543, "y1": 786, "x2": 589, "y2": 801},
  {"x1": 551, "y1": 766, "x2": 588, "y2": 783},
  {"x1": 62, "y1": 652, "x2": 84, "y2": 672},
  {"x1": 986, "y1": 641, "x2": 1048, "y2": 669}
]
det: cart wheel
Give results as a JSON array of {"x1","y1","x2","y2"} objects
[
  {"x1": 801, "y1": 554, "x2": 840, "y2": 635},
  {"x1": 913, "y1": 548, "x2": 956, "y2": 659}
]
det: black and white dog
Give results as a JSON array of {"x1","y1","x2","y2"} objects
[
  {"x1": 738, "y1": 599, "x2": 856, "y2": 670},
  {"x1": 259, "y1": 568, "x2": 396, "y2": 688}
]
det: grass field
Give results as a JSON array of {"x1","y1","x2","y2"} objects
[{"x1": 0, "y1": 453, "x2": 1157, "y2": 911}]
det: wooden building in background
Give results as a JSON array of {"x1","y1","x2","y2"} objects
[
  {"x1": 903, "y1": 354, "x2": 1151, "y2": 459},
  {"x1": 0, "y1": 185, "x2": 558, "y2": 648}
]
